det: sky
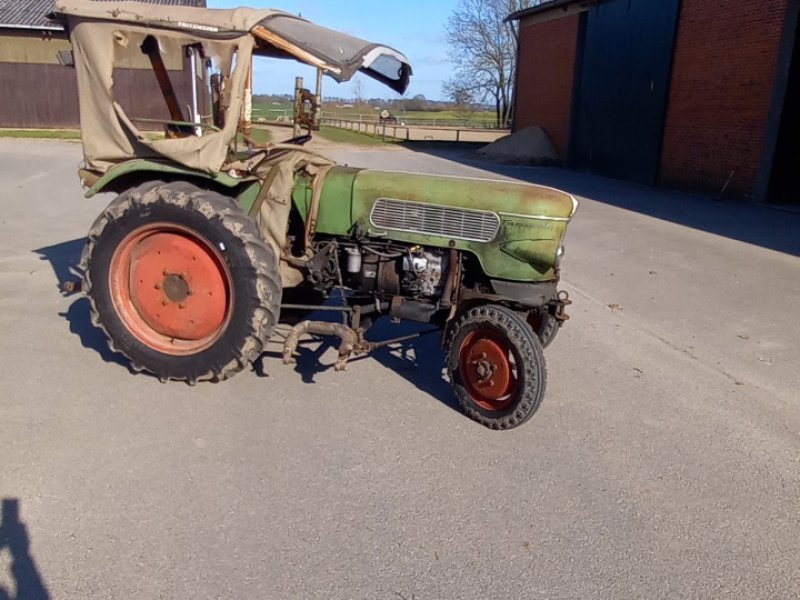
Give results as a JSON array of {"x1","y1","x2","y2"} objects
[{"x1": 206, "y1": 0, "x2": 459, "y2": 101}]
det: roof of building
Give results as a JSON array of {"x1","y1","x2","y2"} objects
[
  {"x1": 0, "y1": 0, "x2": 206, "y2": 30},
  {"x1": 507, "y1": 0, "x2": 602, "y2": 22}
]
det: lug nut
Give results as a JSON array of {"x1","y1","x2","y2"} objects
[
  {"x1": 178, "y1": 302, "x2": 186, "y2": 309},
  {"x1": 154, "y1": 282, "x2": 162, "y2": 290}
]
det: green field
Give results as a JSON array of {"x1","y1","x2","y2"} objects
[
  {"x1": 317, "y1": 126, "x2": 395, "y2": 147},
  {"x1": 236, "y1": 126, "x2": 273, "y2": 146},
  {"x1": 252, "y1": 101, "x2": 499, "y2": 129},
  {"x1": 0, "y1": 129, "x2": 82, "y2": 140}
]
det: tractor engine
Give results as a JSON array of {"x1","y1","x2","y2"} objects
[{"x1": 345, "y1": 244, "x2": 449, "y2": 301}]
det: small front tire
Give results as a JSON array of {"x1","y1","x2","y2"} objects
[
  {"x1": 447, "y1": 304, "x2": 547, "y2": 430},
  {"x1": 530, "y1": 308, "x2": 560, "y2": 349}
]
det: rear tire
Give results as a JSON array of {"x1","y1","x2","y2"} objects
[
  {"x1": 447, "y1": 304, "x2": 547, "y2": 430},
  {"x1": 81, "y1": 181, "x2": 281, "y2": 383}
]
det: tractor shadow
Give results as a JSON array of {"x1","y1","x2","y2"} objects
[
  {"x1": 0, "y1": 498, "x2": 51, "y2": 600},
  {"x1": 262, "y1": 304, "x2": 457, "y2": 412},
  {"x1": 33, "y1": 239, "x2": 133, "y2": 372},
  {"x1": 366, "y1": 318, "x2": 456, "y2": 410},
  {"x1": 35, "y1": 239, "x2": 456, "y2": 410}
]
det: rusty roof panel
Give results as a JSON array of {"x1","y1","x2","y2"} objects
[{"x1": 0, "y1": 0, "x2": 207, "y2": 29}]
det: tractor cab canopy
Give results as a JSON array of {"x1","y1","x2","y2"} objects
[{"x1": 51, "y1": 0, "x2": 412, "y2": 174}]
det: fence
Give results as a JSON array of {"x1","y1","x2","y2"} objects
[{"x1": 320, "y1": 117, "x2": 509, "y2": 144}]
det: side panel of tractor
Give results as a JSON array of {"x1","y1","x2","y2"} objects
[{"x1": 292, "y1": 167, "x2": 575, "y2": 282}]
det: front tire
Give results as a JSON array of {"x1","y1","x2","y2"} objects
[
  {"x1": 447, "y1": 304, "x2": 547, "y2": 430},
  {"x1": 81, "y1": 181, "x2": 281, "y2": 383},
  {"x1": 530, "y1": 308, "x2": 560, "y2": 349}
]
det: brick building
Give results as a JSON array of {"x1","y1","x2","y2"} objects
[
  {"x1": 510, "y1": 0, "x2": 800, "y2": 203},
  {"x1": 0, "y1": 0, "x2": 206, "y2": 129}
]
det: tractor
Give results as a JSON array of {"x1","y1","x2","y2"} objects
[{"x1": 53, "y1": 0, "x2": 577, "y2": 429}]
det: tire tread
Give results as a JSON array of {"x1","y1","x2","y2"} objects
[
  {"x1": 447, "y1": 304, "x2": 547, "y2": 430},
  {"x1": 81, "y1": 181, "x2": 280, "y2": 383}
]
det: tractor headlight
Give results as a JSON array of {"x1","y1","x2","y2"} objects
[{"x1": 555, "y1": 244, "x2": 565, "y2": 267}]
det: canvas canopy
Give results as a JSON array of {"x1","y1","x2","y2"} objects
[{"x1": 51, "y1": 0, "x2": 412, "y2": 173}]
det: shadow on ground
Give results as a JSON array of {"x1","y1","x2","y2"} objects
[
  {"x1": 0, "y1": 499, "x2": 50, "y2": 600},
  {"x1": 34, "y1": 240, "x2": 457, "y2": 411},
  {"x1": 403, "y1": 143, "x2": 800, "y2": 258},
  {"x1": 34, "y1": 239, "x2": 133, "y2": 372},
  {"x1": 261, "y1": 301, "x2": 457, "y2": 413}
]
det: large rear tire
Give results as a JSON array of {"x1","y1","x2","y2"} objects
[
  {"x1": 447, "y1": 304, "x2": 547, "y2": 430},
  {"x1": 81, "y1": 181, "x2": 281, "y2": 383}
]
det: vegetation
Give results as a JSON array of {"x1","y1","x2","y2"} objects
[
  {"x1": 236, "y1": 126, "x2": 273, "y2": 146},
  {"x1": 252, "y1": 99, "x2": 500, "y2": 129},
  {"x1": 317, "y1": 126, "x2": 395, "y2": 147},
  {"x1": 0, "y1": 129, "x2": 81, "y2": 140},
  {"x1": 444, "y1": 0, "x2": 536, "y2": 128}
]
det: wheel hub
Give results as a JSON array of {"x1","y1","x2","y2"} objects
[
  {"x1": 110, "y1": 225, "x2": 232, "y2": 355},
  {"x1": 475, "y1": 358, "x2": 495, "y2": 380},
  {"x1": 128, "y1": 232, "x2": 227, "y2": 341},
  {"x1": 458, "y1": 331, "x2": 517, "y2": 410},
  {"x1": 162, "y1": 273, "x2": 190, "y2": 303}
]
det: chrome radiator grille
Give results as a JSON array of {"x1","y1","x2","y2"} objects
[{"x1": 370, "y1": 198, "x2": 500, "y2": 243}]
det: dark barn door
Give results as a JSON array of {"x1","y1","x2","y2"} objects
[{"x1": 571, "y1": 0, "x2": 681, "y2": 184}]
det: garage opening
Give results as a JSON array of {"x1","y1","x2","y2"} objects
[
  {"x1": 569, "y1": 0, "x2": 681, "y2": 185},
  {"x1": 769, "y1": 10, "x2": 800, "y2": 204}
]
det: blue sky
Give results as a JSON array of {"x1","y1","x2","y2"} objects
[{"x1": 206, "y1": 0, "x2": 458, "y2": 100}]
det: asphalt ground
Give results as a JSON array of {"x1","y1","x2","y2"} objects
[{"x1": 1, "y1": 139, "x2": 799, "y2": 599}]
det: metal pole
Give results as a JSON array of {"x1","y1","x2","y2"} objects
[
  {"x1": 239, "y1": 57, "x2": 253, "y2": 141},
  {"x1": 188, "y1": 47, "x2": 200, "y2": 136},
  {"x1": 315, "y1": 68, "x2": 323, "y2": 131},
  {"x1": 293, "y1": 76, "x2": 303, "y2": 138}
]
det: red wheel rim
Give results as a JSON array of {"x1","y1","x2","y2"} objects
[
  {"x1": 109, "y1": 223, "x2": 233, "y2": 356},
  {"x1": 458, "y1": 328, "x2": 519, "y2": 411}
]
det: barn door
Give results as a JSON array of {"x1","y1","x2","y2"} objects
[{"x1": 571, "y1": 0, "x2": 681, "y2": 184}]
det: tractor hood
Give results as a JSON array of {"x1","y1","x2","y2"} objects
[{"x1": 51, "y1": 0, "x2": 412, "y2": 174}]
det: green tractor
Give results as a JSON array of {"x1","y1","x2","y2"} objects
[{"x1": 53, "y1": 0, "x2": 577, "y2": 430}]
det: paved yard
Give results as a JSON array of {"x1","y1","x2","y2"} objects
[{"x1": 1, "y1": 139, "x2": 799, "y2": 599}]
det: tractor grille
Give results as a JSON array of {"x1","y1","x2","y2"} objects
[{"x1": 370, "y1": 198, "x2": 500, "y2": 243}]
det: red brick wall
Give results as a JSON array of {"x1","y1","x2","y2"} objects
[
  {"x1": 659, "y1": 0, "x2": 789, "y2": 198},
  {"x1": 514, "y1": 15, "x2": 581, "y2": 161}
]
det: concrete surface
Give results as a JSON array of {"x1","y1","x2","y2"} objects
[{"x1": 1, "y1": 139, "x2": 799, "y2": 599}]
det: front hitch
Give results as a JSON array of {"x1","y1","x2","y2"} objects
[{"x1": 553, "y1": 290, "x2": 572, "y2": 322}]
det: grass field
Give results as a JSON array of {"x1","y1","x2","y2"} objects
[
  {"x1": 317, "y1": 126, "x2": 394, "y2": 147},
  {"x1": 236, "y1": 126, "x2": 273, "y2": 146},
  {"x1": 252, "y1": 101, "x2": 500, "y2": 128},
  {"x1": 0, "y1": 129, "x2": 82, "y2": 140}
]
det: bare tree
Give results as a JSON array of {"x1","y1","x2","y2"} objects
[
  {"x1": 443, "y1": 80, "x2": 477, "y2": 124},
  {"x1": 352, "y1": 77, "x2": 365, "y2": 108},
  {"x1": 444, "y1": 0, "x2": 536, "y2": 128}
]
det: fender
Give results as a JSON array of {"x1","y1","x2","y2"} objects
[{"x1": 82, "y1": 159, "x2": 248, "y2": 198}]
